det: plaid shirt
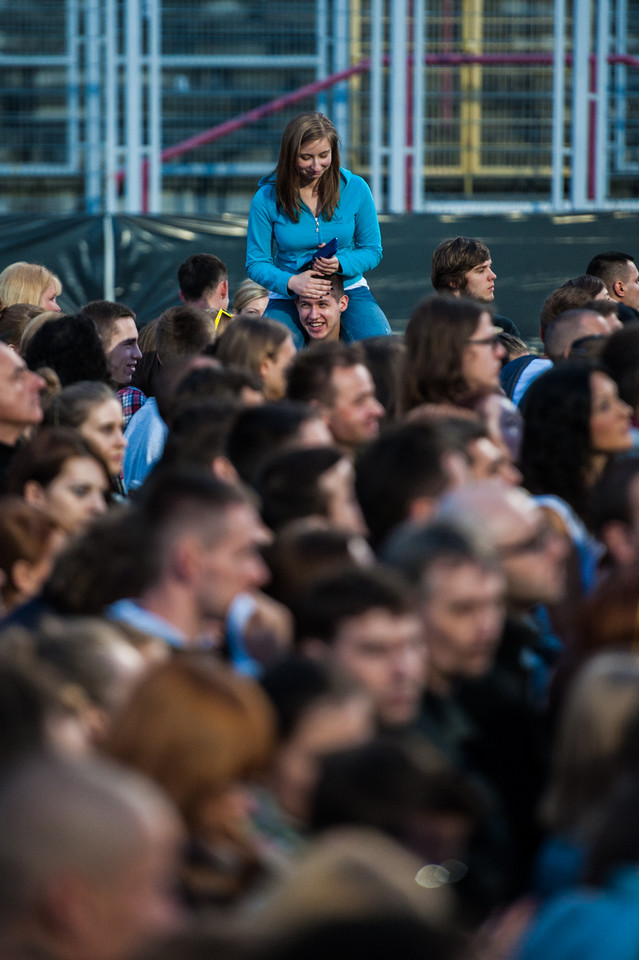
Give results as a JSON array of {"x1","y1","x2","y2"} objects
[{"x1": 117, "y1": 386, "x2": 147, "y2": 429}]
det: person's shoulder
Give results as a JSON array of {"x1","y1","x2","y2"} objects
[
  {"x1": 251, "y1": 175, "x2": 277, "y2": 207},
  {"x1": 340, "y1": 167, "x2": 367, "y2": 189},
  {"x1": 256, "y1": 173, "x2": 277, "y2": 195}
]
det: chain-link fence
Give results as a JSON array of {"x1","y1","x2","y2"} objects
[{"x1": 0, "y1": 0, "x2": 637, "y2": 214}]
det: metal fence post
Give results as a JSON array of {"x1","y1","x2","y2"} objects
[
  {"x1": 412, "y1": 0, "x2": 426, "y2": 211},
  {"x1": 85, "y1": 0, "x2": 103, "y2": 213},
  {"x1": 104, "y1": 0, "x2": 118, "y2": 214},
  {"x1": 551, "y1": 0, "x2": 567, "y2": 208},
  {"x1": 146, "y1": 0, "x2": 162, "y2": 214},
  {"x1": 594, "y1": 0, "x2": 610, "y2": 204},
  {"x1": 334, "y1": 0, "x2": 350, "y2": 157},
  {"x1": 389, "y1": 0, "x2": 407, "y2": 213},
  {"x1": 571, "y1": 0, "x2": 591, "y2": 207},
  {"x1": 370, "y1": 0, "x2": 384, "y2": 210},
  {"x1": 125, "y1": 0, "x2": 143, "y2": 212}
]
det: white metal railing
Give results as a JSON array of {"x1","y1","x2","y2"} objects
[{"x1": 0, "y1": 0, "x2": 638, "y2": 213}]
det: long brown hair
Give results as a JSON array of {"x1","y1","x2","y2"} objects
[
  {"x1": 402, "y1": 296, "x2": 485, "y2": 411},
  {"x1": 275, "y1": 112, "x2": 341, "y2": 221}
]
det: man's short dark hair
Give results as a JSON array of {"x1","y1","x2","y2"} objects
[
  {"x1": 257, "y1": 445, "x2": 344, "y2": 531},
  {"x1": 178, "y1": 254, "x2": 228, "y2": 302},
  {"x1": 562, "y1": 274, "x2": 607, "y2": 296},
  {"x1": 81, "y1": 301, "x2": 136, "y2": 347},
  {"x1": 157, "y1": 400, "x2": 240, "y2": 474},
  {"x1": 295, "y1": 273, "x2": 345, "y2": 301},
  {"x1": 600, "y1": 324, "x2": 639, "y2": 409},
  {"x1": 355, "y1": 422, "x2": 453, "y2": 549},
  {"x1": 24, "y1": 313, "x2": 110, "y2": 386},
  {"x1": 431, "y1": 237, "x2": 491, "y2": 293},
  {"x1": 136, "y1": 467, "x2": 253, "y2": 582},
  {"x1": 227, "y1": 401, "x2": 321, "y2": 486},
  {"x1": 156, "y1": 306, "x2": 215, "y2": 363},
  {"x1": 544, "y1": 306, "x2": 607, "y2": 363},
  {"x1": 174, "y1": 363, "x2": 262, "y2": 407},
  {"x1": 293, "y1": 566, "x2": 415, "y2": 646},
  {"x1": 286, "y1": 341, "x2": 366, "y2": 407},
  {"x1": 586, "y1": 251, "x2": 636, "y2": 292},
  {"x1": 539, "y1": 286, "x2": 601, "y2": 340}
]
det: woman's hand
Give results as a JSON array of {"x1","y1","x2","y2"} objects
[
  {"x1": 312, "y1": 254, "x2": 340, "y2": 274},
  {"x1": 312, "y1": 243, "x2": 340, "y2": 275},
  {"x1": 287, "y1": 270, "x2": 332, "y2": 298}
]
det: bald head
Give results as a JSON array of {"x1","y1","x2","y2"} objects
[
  {"x1": 545, "y1": 309, "x2": 609, "y2": 363},
  {"x1": 437, "y1": 481, "x2": 568, "y2": 610},
  {"x1": 437, "y1": 480, "x2": 533, "y2": 541},
  {"x1": 0, "y1": 754, "x2": 182, "y2": 958}
]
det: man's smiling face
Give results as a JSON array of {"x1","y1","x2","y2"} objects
[{"x1": 296, "y1": 290, "x2": 348, "y2": 342}]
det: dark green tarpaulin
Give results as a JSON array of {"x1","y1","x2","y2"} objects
[{"x1": 2, "y1": 211, "x2": 637, "y2": 342}]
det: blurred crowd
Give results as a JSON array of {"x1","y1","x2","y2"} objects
[{"x1": 0, "y1": 239, "x2": 639, "y2": 960}]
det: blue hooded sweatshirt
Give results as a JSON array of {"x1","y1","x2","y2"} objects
[{"x1": 245, "y1": 167, "x2": 383, "y2": 298}]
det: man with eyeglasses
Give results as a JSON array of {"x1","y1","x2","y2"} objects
[
  {"x1": 435, "y1": 481, "x2": 568, "y2": 897},
  {"x1": 436, "y1": 481, "x2": 569, "y2": 748},
  {"x1": 383, "y1": 505, "x2": 553, "y2": 902}
]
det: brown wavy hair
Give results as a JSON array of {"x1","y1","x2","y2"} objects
[
  {"x1": 275, "y1": 112, "x2": 341, "y2": 221},
  {"x1": 402, "y1": 296, "x2": 485, "y2": 411}
]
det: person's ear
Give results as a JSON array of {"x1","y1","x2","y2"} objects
[
  {"x1": 172, "y1": 536, "x2": 201, "y2": 584},
  {"x1": 613, "y1": 278, "x2": 625, "y2": 299},
  {"x1": 23, "y1": 480, "x2": 46, "y2": 508},
  {"x1": 600, "y1": 520, "x2": 635, "y2": 569},
  {"x1": 11, "y1": 558, "x2": 41, "y2": 597},
  {"x1": 259, "y1": 355, "x2": 272, "y2": 381},
  {"x1": 211, "y1": 456, "x2": 238, "y2": 484},
  {"x1": 407, "y1": 496, "x2": 435, "y2": 524}
]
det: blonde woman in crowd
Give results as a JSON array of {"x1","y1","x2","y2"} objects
[{"x1": 0, "y1": 261, "x2": 62, "y2": 312}]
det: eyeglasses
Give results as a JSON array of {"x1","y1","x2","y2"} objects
[{"x1": 466, "y1": 327, "x2": 504, "y2": 348}]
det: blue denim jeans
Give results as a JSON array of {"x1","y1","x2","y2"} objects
[{"x1": 265, "y1": 286, "x2": 392, "y2": 349}]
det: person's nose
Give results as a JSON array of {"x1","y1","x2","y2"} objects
[
  {"x1": 89, "y1": 492, "x2": 108, "y2": 516},
  {"x1": 619, "y1": 398, "x2": 633, "y2": 419},
  {"x1": 499, "y1": 459, "x2": 522, "y2": 486}
]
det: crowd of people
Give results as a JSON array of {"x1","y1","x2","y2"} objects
[{"x1": 1, "y1": 112, "x2": 639, "y2": 960}]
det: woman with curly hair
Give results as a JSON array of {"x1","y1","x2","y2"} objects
[{"x1": 520, "y1": 363, "x2": 632, "y2": 606}]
